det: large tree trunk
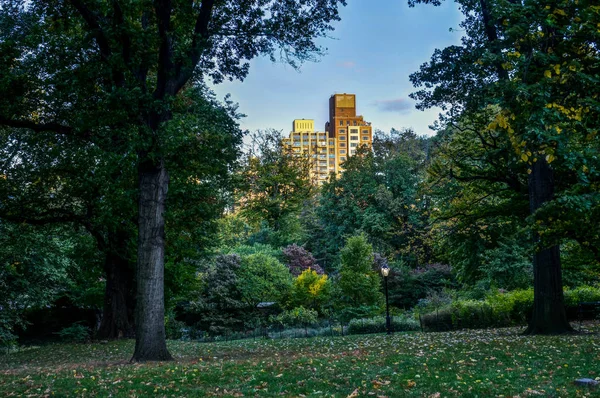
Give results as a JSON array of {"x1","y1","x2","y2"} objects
[
  {"x1": 524, "y1": 158, "x2": 572, "y2": 334},
  {"x1": 131, "y1": 159, "x2": 173, "y2": 361},
  {"x1": 97, "y1": 236, "x2": 135, "y2": 339}
]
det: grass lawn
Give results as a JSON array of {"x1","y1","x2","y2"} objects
[{"x1": 1, "y1": 325, "x2": 600, "y2": 397}]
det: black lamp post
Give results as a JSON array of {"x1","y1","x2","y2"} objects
[{"x1": 380, "y1": 264, "x2": 391, "y2": 335}]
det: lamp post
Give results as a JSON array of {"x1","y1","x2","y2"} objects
[{"x1": 380, "y1": 264, "x2": 391, "y2": 335}]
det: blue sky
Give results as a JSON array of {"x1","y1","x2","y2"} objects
[{"x1": 211, "y1": 1, "x2": 464, "y2": 137}]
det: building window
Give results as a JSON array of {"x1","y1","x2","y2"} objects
[
  {"x1": 340, "y1": 156, "x2": 346, "y2": 161},
  {"x1": 329, "y1": 161, "x2": 335, "y2": 166},
  {"x1": 339, "y1": 142, "x2": 346, "y2": 148},
  {"x1": 346, "y1": 120, "x2": 350, "y2": 125},
  {"x1": 350, "y1": 136, "x2": 359, "y2": 141},
  {"x1": 350, "y1": 143, "x2": 358, "y2": 147},
  {"x1": 339, "y1": 129, "x2": 345, "y2": 134},
  {"x1": 362, "y1": 130, "x2": 369, "y2": 135},
  {"x1": 339, "y1": 120, "x2": 343, "y2": 126},
  {"x1": 339, "y1": 150, "x2": 346, "y2": 154},
  {"x1": 362, "y1": 136, "x2": 369, "y2": 141},
  {"x1": 353, "y1": 121, "x2": 357, "y2": 126},
  {"x1": 339, "y1": 135, "x2": 346, "y2": 140}
]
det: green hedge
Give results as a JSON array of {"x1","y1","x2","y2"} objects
[
  {"x1": 421, "y1": 286, "x2": 600, "y2": 332},
  {"x1": 347, "y1": 316, "x2": 420, "y2": 334}
]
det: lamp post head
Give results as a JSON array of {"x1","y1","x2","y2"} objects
[{"x1": 380, "y1": 264, "x2": 390, "y2": 277}]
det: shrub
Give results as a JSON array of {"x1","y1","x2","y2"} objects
[
  {"x1": 270, "y1": 306, "x2": 318, "y2": 328},
  {"x1": 420, "y1": 286, "x2": 600, "y2": 332},
  {"x1": 389, "y1": 263, "x2": 456, "y2": 310},
  {"x1": 337, "y1": 305, "x2": 381, "y2": 324},
  {"x1": 564, "y1": 286, "x2": 600, "y2": 306},
  {"x1": 421, "y1": 289, "x2": 534, "y2": 331},
  {"x1": 0, "y1": 327, "x2": 17, "y2": 351},
  {"x1": 55, "y1": 323, "x2": 90, "y2": 343},
  {"x1": 347, "y1": 316, "x2": 420, "y2": 334},
  {"x1": 288, "y1": 269, "x2": 331, "y2": 314}
]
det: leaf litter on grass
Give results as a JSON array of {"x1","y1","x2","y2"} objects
[{"x1": 1, "y1": 324, "x2": 600, "y2": 397}]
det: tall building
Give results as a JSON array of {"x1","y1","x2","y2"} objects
[
  {"x1": 282, "y1": 119, "x2": 333, "y2": 185},
  {"x1": 282, "y1": 93, "x2": 373, "y2": 185},
  {"x1": 325, "y1": 93, "x2": 373, "y2": 168}
]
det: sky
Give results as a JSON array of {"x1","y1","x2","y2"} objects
[{"x1": 210, "y1": 0, "x2": 464, "y2": 137}]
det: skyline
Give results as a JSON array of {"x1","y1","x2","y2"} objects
[{"x1": 210, "y1": 1, "x2": 464, "y2": 137}]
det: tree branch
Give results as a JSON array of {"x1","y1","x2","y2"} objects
[
  {"x1": 153, "y1": 0, "x2": 175, "y2": 100},
  {"x1": 0, "y1": 117, "x2": 74, "y2": 135},
  {"x1": 68, "y1": 0, "x2": 112, "y2": 62},
  {"x1": 173, "y1": 0, "x2": 216, "y2": 93}
]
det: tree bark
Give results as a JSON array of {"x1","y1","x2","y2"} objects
[
  {"x1": 97, "y1": 236, "x2": 135, "y2": 339},
  {"x1": 524, "y1": 158, "x2": 573, "y2": 334},
  {"x1": 131, "y1": 159, "x2": 173, "y2": 361}
]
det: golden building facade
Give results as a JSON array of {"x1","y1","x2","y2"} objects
[
  {"x1": 325, "y1": 93, "x2": 373, "y2": 168},
  {"x1": 282, "y1": 93, "x2": 372, "y2": 185}
]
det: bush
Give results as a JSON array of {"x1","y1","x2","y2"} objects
[
  {"x1": 389, "y1": 263, "x2": 456, "y2": 309},
  {"x1": 420, "y1": 286, "x2": 600, "y2": 332},
  {"x1": 564, "y1": 286, "x2": 600, "y2": 306},
  {"x1": 0, "y1": 327, "x2": 17, "y2": 351},
  {"x1": 347, "y1": 316, "x2": 420, "y2": 334},
  {"x1": 421, "y1": 289, "x2": 533, "y2": 331},
  {"x1": 55, "y1": 323, "x2": 90, "y2": 343}
]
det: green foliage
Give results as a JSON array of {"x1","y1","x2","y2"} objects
[
  {"x1": 270, "y1": 306, "x2": 318, "y2": 328},
  {"x1": 336, "y1": 234, "x2": 382, "y2": 311},
  {"x1": 412, "y1": 0, "x2": 600, "y2": 323},
  {"x1": 0, "y1": 0, "x2": 347, "y2": 358},
  {"x1": 226, "y1": 243, "x2": 282, "y2": 261},
  {"x1": 421, "y1": 286, "x2": 600, "y2": 331},
  {"x1": 0, "y1": 222, "x2": 102, "y2": 344},
  {"x1": 189, "y1": 254, "x2": 247, "y2": 334},
  {"x1": 337, "y1": 306, "x2": 381, "y2": 324},
  {"x1": 313, "y1": 131, "x2": 432, "y2": 266},
  {"x1": 479, "y1": 238, "x2": 532, "y2": 290},
  {"x1": 347, "y1": 316, "x2": 420, "y2": 334},
  {"x1": 561, "y1": 241, "x2": 600, "y2": 288},
  {"x1": 247, "y1": 215, "x2": 307, "y2": 248},
  {"x1": 389, "y1": 263, "x2": 456, "y2": 309},
  {"x1": 55, "y1": 323, "x2": 90, "y2": 343},
  {"x1": 237, "y1": 253, "x2": 293, "y2": 308},
  {"x1": 165, "y1": 310, "x2": 188, "y2": 340},
  {"x1": 563, "y1": 286, "x2": 600, "y2": 307},
  {"x1": 288, "y1": 269, "x2": 331, "y2": 314},
  {"x1": 240, "y1": 130, "x2": 314, "y2": 232}
]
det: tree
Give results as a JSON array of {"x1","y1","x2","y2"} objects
[
  {"x1": 1, "y1": 0, "x2": 345, "y2": 360},
  {"x1": 0, "y1": 221, "x2": 102, "y2": 346},
  {"x1": 0, "y1": 121, "x2": 139, "y2": 339},
  {"x1": 315, "y1": 136, "x2": 429, "y2": 267},
  {"x1": 336, "y1": 234, "x2": 382, "y2": 312},
  {"x1": 191, "y1": 254, "x2": 247, "y2": 334},
  {"x1": 0, "y1": 85, "x2": 242, "y2": 341},
  {"x1": 282, "y1": 244, "x2": 324, "y2": 277},
  {"x1": 236, "y1": 252, "x2": 293, "y2": 310},
  {"x1": 425, "y1": 117, "x2": 530, "y2": 285},
  {"x1": 288, "y1": 268, "x2": 331, "y2": 314},
  {"x1": 240, "y1": 130, "x2": 314, "y2": 232},
  {"x1": 409, "y1": 0, "x2": 600, "y2": 333}
]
